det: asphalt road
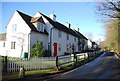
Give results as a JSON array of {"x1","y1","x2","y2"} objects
[{"x1": 46, "y1": 52, "x2": 120, "y2": 80}]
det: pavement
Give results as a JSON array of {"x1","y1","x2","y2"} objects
[{"x1": 45, "y1": 51, "x2": 120, "y2": 80}]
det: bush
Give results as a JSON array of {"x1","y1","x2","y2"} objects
[
  {"x1": 43, "y1": 50, "x2": 51, "y2": 57},
  {"x1": 64, "y1": 52, "x2": 70, "y2": 55},
  {"x1": 30, "y1": 41, "x2": 44, "y2": 58}
]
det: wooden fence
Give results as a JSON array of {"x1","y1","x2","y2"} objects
[
  {"x1": 7, "y1": 57, "x2": 56, "y2": 72},
  {"x1": 1, "y1": 51, "x2": 100, "y2": 72},
  {"x1": 58, "y1": 54, "x2": 74, "y2": 66}
]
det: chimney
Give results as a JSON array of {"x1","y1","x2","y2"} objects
[
  {"x1": 77, "y1": 28, "x2": 79, "y2": 32},
  {"x1": 65, "y1": 22, "x2": 71, "y2": 28},
  {"x1": 49, "y1": 14, "x2": 56, "y2": 22}
]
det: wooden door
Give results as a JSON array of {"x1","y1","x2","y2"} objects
[{"x1": 54, "y1": 43, "x2": 57, "y2": 56}]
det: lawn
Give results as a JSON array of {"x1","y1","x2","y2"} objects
[
  {"x1": 2, "y1": 68, "x2": 59, "y2": 80},
  {"x1": 14, "y1": 60, "x2": 56, "y2": 67}
]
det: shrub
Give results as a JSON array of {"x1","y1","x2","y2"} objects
[
  {"x1": 43, "y1": 50, "x2": 51, "y2": 57},
  {"x1": 30, "y1": 41, "x2": 44, "y2": 58}
]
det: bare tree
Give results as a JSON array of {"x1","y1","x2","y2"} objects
[
  {"x1": 13, "y1": 33, "x2": 26, "y2": 58},
  {"x1": 97, "y1": 0, "x2": 120, "y2": 19},
  {"x1": 96, "y1": 0, "x2": 120, "y2": 53},
  {"x1": 84, "y1": 32, "x2": 93, "y2": 40}
]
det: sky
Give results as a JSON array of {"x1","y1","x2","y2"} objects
[{"x1": 0, "y1": 2, "x2": 106, "y2": 42}]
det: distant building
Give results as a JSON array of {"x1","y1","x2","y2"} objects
[
  {"x1": 0, "y1": 33, "x2": 7, "y2": 56},
  {"x1": 0, "y1": 33, "x2": 6, "y2": 41}
]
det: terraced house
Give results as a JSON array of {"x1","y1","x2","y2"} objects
[{"x1": 0, "y1": 10, "x2": 90, "y2": 58}]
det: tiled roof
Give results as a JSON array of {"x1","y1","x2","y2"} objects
[
  {"x1": 31, "y1": 17, "x2": 45, "y2": 24},
  {"x1": 31, "y1": 17, "x2": 41, "y2": 23},
  {"x1": 74, "y1": 30, "x2": 88, "y2": 40},
  {"x1": 17, "y1": 10, "x2": 87, "y2": 38},
  {"x1": 39, "y1": 12, "x2": 81, "y2": 37},
  {"x1": 17, "y1": 10, "x2": 48, "y2": 35},
  {"x1": 0, "y1": 33, "x2": 6, "y2": 40}
]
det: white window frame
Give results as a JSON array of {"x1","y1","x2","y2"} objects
[
  {"x1": 74, "y1": 37, "x2": 76, "y2": 41},
  {"x1": 66, "y1": 44, "x2": 69, "y2": 51},
  {"x1": 37, "y1": 22, "x2": 44, "y2": 32},
  {"x1": 67, "y1": 34, "x2": 69, "y2": 40},
  {"x1": 3, "y1": 42, "x2": 5, "y2": 47},
  {"x1": 11, "y1": 42, "x2": 16, "y2": 49},
  {"x1": 12, "y1": 24, "x2": 17, "y2": 32},
  {"x1": 58, "y1": 44, "x2": 61, "y2": 51},
  {"x1": 58, "y1": 30, "x2": 62, "y2": 37}
]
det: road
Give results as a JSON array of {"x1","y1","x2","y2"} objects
[{"x1": 46, "y1": 51, "x2": 120, "y2": 80}]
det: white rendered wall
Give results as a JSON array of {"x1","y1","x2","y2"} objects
[
  {"x1": 30, "y1": 31, "x2": 48, "y2": 50},
  {"x1": 5, "y1": 11, "x2": 31, "y2": 57},
  {"x1": 52, "y1": 28, "x2": 78, "y2": 56}
]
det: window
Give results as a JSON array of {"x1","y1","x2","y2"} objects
[
  {"x1": 37, "y1": 41, "x2": 43, "y2": 47},
  {"x1": 58, "y1": 30, "x2": 62, "y2": 37},
  {"x1": 37, "y1": 22, "x2": 44, "y2": 32},
  {"x1": 58, "y1": 44, "x2": 61, "y2": 51},
  {"x1": 3, "y1": 42, "x2": 5, "y2": 47},
  {"x1": 66, "y1": 44, "x2": 69, "y2": 51},
  {"x1": 40, "y1": 42, "x2": 43, "y2": 47},
  {"x1": 74, "y1": 37, "x2": 76, "y2": 41},
  {"x1": 67, "y1": 34, "x2": 69, "y2": 40},
  {"x1": 11, "y1": 42, "x2": 16, "y2": 49},
  {"x1": 12, "y1": 24, "x2": 17, "y2": 32}
]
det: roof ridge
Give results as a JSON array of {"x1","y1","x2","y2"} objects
[
  {"x1": 39, "y1": 11, "x2": 80, "y2": 37},
  {"x1": 16, "y1": 10, "x2": 33, "y2": 18}
]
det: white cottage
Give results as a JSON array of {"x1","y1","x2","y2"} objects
[{"x1": 0, "y1": 10, "x2": 81, "y2": 58}]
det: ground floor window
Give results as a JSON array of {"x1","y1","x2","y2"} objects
[
  {"x1": 3, "y1": 42, "x2": 5, "y2": 47},
  {"x1": 11, "y1": 42, "x2": 16, "y2": 49},
  {"x1": 66, "y1": 44, "x2": 69, "y2": 51},
  {"x1": 58, "y1": 44, "x2": 61, "y2": 51}
]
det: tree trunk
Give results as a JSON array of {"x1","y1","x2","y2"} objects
[{"x1": 20, "y1": 46, "x2": 23, "y2": 58}]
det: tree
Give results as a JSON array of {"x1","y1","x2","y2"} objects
[
  {"x1": 13, "y1": 32, "x2": 26, "y2": 58},
  {"x1": 84, "y1": 32, "x2": 93, "y2": 40},
  {"x1": 96, "y1": 0, "x2": 120, "y2": 53},
  {"x1": 96, "y1": 0, "x2": 120, "y2": 22},
  {"x1": 104, "y1": 19, "x2": 119, "y2": 51},
  {"x1": 30, "y1": 41, "x2": 44, "y2": 58}
]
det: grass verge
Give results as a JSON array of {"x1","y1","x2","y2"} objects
[{"x1": 2, "y1": 68, "x2": 59, "y2": 80}]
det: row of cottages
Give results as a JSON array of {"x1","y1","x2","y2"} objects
[{"x1": 0, "y1": 10, "x2": 97, "y2": 58}]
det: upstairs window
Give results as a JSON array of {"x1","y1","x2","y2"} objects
[
  {"x1": 67, "y1": 34, "x2": 69, "y2": 40},
  {"x1": 74, "y1": 37, "x2": 76, "y2": 41},
  {"x1": 58, "y1": 30, "x2": 62, "y2": 37},
  {"x1": 37, "y1": 22, "x2": 44, "y2": 32},
  {"x1": 11, "y1": 42, "x2": 16, "y2": 49},
  {"x1": 12, "y1": 24, "x2": 17, "y2": 32}
]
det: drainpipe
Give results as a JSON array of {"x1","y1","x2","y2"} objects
[
  {"x1": 50, "y1": 27, "x2": 54, "y2": 56},
  {"x1": 28, "y1": 33, "x2": 30, "y2": 58}
]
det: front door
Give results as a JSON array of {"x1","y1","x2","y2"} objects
[{"x1": 54, "y1": 43, "x2": 57, "y2": 56}]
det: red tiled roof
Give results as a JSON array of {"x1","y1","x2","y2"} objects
[{"x1": 0, "y1": 33, "x2": 6, "y2": 40}]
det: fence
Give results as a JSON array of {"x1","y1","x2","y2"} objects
[
  {"x1": 1, "y1": 51, "x2": 100, "y2": 72},
  {"x1": 76, "y1": 53, "x2": 88, "y2": 61},
  {"x1": 7, "y1": 57, "x2": 56, "y2": 72}
]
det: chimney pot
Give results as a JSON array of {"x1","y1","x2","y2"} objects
[
  {"x1": 65, "y1": 22, "x2": 71, "y2": 28},
  {"x1": 78, "y1": 28, "x2": 79, "y2": 32},
  {"x1": 49, "y1": 14, "x2": 56, "y2": 22}
]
